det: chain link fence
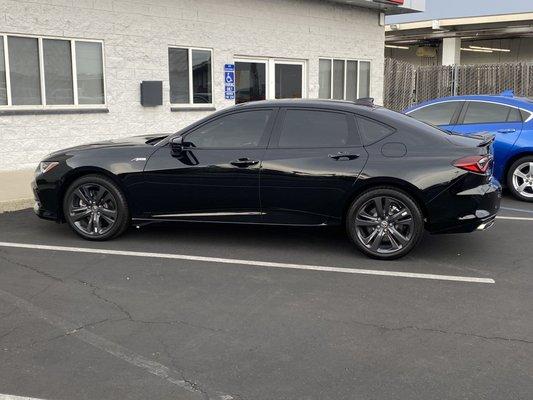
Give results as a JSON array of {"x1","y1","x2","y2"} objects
[{"x1": 384, "y1": 58, "x2": 533, "y2": 111}]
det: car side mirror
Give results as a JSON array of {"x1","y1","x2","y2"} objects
[{"x1": 170, "y1": 136, "x2": 184, "y2": 157}]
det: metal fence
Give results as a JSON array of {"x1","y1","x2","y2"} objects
[{"x1": 384, "y1": 58, "x2": 533, "y2": 111}]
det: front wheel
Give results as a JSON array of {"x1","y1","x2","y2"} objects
[
  {"x1": 63, "y1": 174, "x2": 130, "y2": 241},
  {"x1": 507, "y1": 156, "x2": 533, "y2": 202},
  {"x1": 346, "y1": 187, "x2": 424, "y2": 260}
]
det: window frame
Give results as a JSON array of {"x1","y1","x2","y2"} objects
[
  {"x1": 0, "y1": 33, "x2": 106, "y2": 110},
  {"x1": 269, "y1": 107, "x2": 362, "y2": 149},
  {"x1": 168, "y1": 45, "x2": 214, "y2": 108},
  {"x1": 318, "y1": 58, "x2": 371, "y2": 101},
  {"x1": 234, "y1": 56, "x2": 308, "y2": 103}
]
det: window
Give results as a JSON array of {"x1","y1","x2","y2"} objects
[
  {"x1": 185, "y1": 110, "x2": 272, "y2": 148},
  {"x1": 169, "y1": 47, "x2": 212, "y2": 106},
  {"x1": 319, "y1": 58, "x2": 371, "y2": 101},
  {"x1": 0, "y1": 39, "x2": 6, "y2": 105},
  {"x1": 356, "y1": 116, "x2": 395, "y2": 145},
  {"x1": 275, "y1": 63, "x2": 302, "y2": 99},
  {"x1": 463, "y1": 102, "x2": 521, "y2": 124},
  {"x1": 235, "y1": 61, "x2": 267, "y2": 104},
  {"x1": 278, "y1": 109, "x2": 357, "y2": 148},
  {"x1": 408, "y1": 102, "x2": 461, "y2": 126},
  {"x1": 44, "y1": 39, "x2": 74, "y2": 105},
  {"x1": 76, "y1": 41, "x2": 105, "y2": 105},
  {"x1": 0, "y1": 34, "x2": 105, "y2": 108}
]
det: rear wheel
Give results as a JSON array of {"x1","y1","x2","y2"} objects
[
  {"x1": 63, "y1": 175, "x2": 130, "y2": 240},
  {"x1": 507, "y1": 156, "x2": 533, "y2": 202},
  {"x1": 346, "y1": 187, "x2": 424, "y2": 260}
]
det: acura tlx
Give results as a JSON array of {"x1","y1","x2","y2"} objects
[{"x1": 32, "y1": 99, "x2": 501, "y2": 259}]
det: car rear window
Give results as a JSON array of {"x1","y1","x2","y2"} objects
[{"x1": 463, "y1": 102, "x2": 521, "y2": 124}]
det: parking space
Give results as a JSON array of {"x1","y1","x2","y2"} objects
[{"x1": 0, "y1": 196, "x2": 532, "y2": 400}]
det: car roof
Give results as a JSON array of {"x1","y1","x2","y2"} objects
[
  {"x1": 405, "y1": 93, "x2": 533, "y2": 113},
  {"x1": 234, "y1": 98, "x2": 378, "y2": 113}
]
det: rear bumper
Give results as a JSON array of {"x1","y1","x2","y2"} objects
[{"x1": 426, "y1": 177, "x2": 501, "y2": 234}]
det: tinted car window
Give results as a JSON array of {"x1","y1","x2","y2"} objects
[
  {"x1": 520, "y1": 109, "x2": 531, "y2": 122},
  {"x1": 408, "y1": 102, "x2": 460, "y2": 126},
  {"x1": 463, "y1": 102, "x2": 517, "y2": 124},
  {"x1": 278, "y1": 109, "x2": 357, "y2": 148},
  {"x1": 507, "y1": 107, "x2": 522, "y2": 123},
  {"x1": 356, "y1": 116, "x2": 395, "y2": 145},
  {"x1": 186, "y1": 110, "x2": 272, "y2": 148}
]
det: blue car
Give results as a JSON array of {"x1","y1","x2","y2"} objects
[{"x1": 405, "y1": 92, "x2": 533, "y2": 202}]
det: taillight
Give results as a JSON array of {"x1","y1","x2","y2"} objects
[{"x1": 453, "y1": 155, "x2": 492, "y2": 175}]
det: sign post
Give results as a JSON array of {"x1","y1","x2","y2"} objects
[{"x1": 224, "y1": 64, "x2": 235, "y2": 100}]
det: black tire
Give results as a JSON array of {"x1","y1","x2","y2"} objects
[
  {"x1": 63, "y1": 174, "x2": 130, "y2": 241},
  {"x1": 346, "y1": 187, "x2": 424, "y2": 260},
  {"x1": 506, "y1": 156, "x2": 533, "y2": 202}
]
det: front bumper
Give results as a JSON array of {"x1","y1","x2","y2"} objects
[
  {"x1": 32, "y1": 178, "x2": 59, "y2": 221},
  {"x1": 427, "y1": 177, "x2": 501, "y2": 234}
]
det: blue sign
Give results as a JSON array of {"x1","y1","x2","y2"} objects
[
  {"x1": 224, "y1": 64, "x2": 236, "y2": 100},
  {"x1": 225, "y1": 71, "x2": 235, "y2": 84}
]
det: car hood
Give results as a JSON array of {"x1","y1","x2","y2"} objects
[{"x1": 45, "y1": 134, "x2": 170, "y2": 159}]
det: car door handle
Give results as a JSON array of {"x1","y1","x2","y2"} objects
[
  {"x1": 497, "y1": 128, "x2": 516, "y2": 134},
  {"x1": 230, "y1": 158, "x2": 259, "y2": 167},
  {"x1": 328, "y1": 152, "x2": 360, "y2": 161}
]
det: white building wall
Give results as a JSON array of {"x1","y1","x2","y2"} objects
[{"x1": 0, "y1": 0, "x2": 385, "y2": 171}]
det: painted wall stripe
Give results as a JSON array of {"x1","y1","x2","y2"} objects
[{"x1": 0, "y1": 241, "x2": 495, "y2": 284}]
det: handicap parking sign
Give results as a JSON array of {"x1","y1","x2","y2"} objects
[{"x1": 225, "y1": 71, "x2": 235, "y2": 84}]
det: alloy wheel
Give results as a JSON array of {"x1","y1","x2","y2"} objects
[
  {"x1": 68, "y1": 183, "x2": 118, "y2": 236},
  {"x1": 354, "y1": 196, "x2": 414, "y2": 255},
  {"x1": 512, "y1": 162, "x2": 533, "y2": 198}
]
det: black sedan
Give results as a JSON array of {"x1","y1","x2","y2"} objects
[{"x1": 33, "y1": 99, "x2": 501, "y2": 259}]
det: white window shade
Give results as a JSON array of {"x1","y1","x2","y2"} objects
[
  {"x1": 43, "y1": 39, "x2": 74, "y2": 105},
  {"x1": 75, "y1": 41, "x2": 104, "y2": 105},
  {"x1": 8, "y1": 36, "x2": 41, "y2": 105}
]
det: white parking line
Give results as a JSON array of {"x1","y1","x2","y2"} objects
[
  {"x1": 0, "y1": 241, "x2": 494, "y2": 284},
  {"x1": 500, "y1": 206, "x2": 533, "y2": 214},
  {"x1": 0, "y1": 395, "x2": 48, "y2": 400},
  {"x1": 497, "y1": 216, "x2": 533, "y2": 221}
]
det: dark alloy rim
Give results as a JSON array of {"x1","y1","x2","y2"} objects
[
  {"x1": 68, "y1": 183, "x2": 118, "y2": 236},
  {"x1": 354, "y1": 196, "x2": 414, "y2": 254}
]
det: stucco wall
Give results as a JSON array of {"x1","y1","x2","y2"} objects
[{"x1": 0, "y1": 0, "x2": 385, "y2": 171}]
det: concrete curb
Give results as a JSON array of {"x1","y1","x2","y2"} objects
[{"x1": 0, "y1": 198, "x2": 34, "y2": 213}]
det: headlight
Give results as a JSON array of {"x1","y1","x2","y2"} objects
[{"x1": 39, "y1": 161, "x2": 59, "y2": 174}]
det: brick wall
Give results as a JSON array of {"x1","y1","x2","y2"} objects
[{"x1": 0, "y1": 0, "x2": 384, "y2": 170}]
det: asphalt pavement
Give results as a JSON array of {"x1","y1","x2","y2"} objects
[{"x1": 0, "y1": 195, "x2": 532, "y2": 400}]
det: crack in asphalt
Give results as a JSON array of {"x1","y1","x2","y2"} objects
[
  {"x1": 323, "y1": 316, "x2": 533, "y2": 345},
  {"x1": 76, "y1": 279, "x2": 228, "y2": 334},
  {"x1": 0, "y1": 251, "x2": 64, "y2": 282}
]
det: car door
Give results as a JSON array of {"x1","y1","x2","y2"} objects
[
  {"x1": 451, "y1": 101, "x2": 523, "y2": 176},
  {"x1": 138, "y1": 108, "x2": 277, "y2": 222},
  {"x1": 406, "y1": 100, "x2": 464, "y2": 132},
  {"x1": 260, "y1": 107, "x2": 368, "y2": 225}
]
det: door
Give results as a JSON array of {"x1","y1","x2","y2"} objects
[
  {"x1": 407, "y1": 100, "x2": 464, "y2": 132},
  {"x1": 235, "y1": 58, "x2": 306, "y2": 104},
  {"x1": 139, "y1": 108, "x2": 276, "y2": 222},
  {"x1": 452, "y1": 101, "x2": 523, "y2": 178},
  {"x1": 260, "y1": 108, "x2": 368, "y2": 225}
]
